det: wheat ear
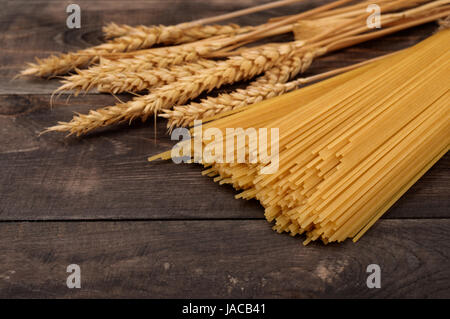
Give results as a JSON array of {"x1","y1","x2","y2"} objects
[
  {"x1": 57, "y1": 58, "x2": 218, "y2": 95},
  {"x1": 97, "y1": 59, "x2": 219, "y2": 94},
  {"x1": 21, "y1": 24, "x2": 233, "y2": 78},
  {"x1": 46, "y1": 42, "x2": 302, "y2": 136},
  {"x1": 53, "y1": 40, "x2": 223, "y2": 95},
  {"x1": 103, "y1": 22, "x2": 252, "y2": 40}
]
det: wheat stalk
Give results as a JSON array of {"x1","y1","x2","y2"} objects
[
  {"x1": 56, "y1": 40, "x2": 277, "y2": 94},
  {"x1": 22, "y1": 0, "x2": 358, "y2": 78},
  {"x1": 45, "y1": 42, "x2": 303, "y2": 136},
  {"x1": 21, "y1": 25, "x2": 237, "y2": 78},
  {"x1": 161, "y1": 2, "x2": 448, "y2": 129},
  {"x1": 103, "y1": 0, "x2": 306, "y2": 38},
  {"x1": 103, "y1": 22, "x2": 252, "y2": 40},
  {"x1": 53, "y1": 40, "x2": 224, "y2": 95},
  {"x1": 57, "y1": 58, "x2": 218, "y2": 95},
  {"x1": 22, "y1": 0, "x2": 423, "y2": 78},
  {"x1": 97, "y1": 59, "x2": 219, "y2": 94}
]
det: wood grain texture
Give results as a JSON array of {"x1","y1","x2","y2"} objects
[
  {"x1": 0, "y1": 0, "x2": 449, "y2": 299},
  {"x1": 0, "y1": 0, "x2": 447, "y2": 220},
  {"x1": 0, "y1": 94, "x2": 448, "y2": 220},
  {"x1": 0, "y1": 219, "x2": 448, "y2": 298}
]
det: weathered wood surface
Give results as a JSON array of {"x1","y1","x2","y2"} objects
[
  {"x1": 0, "y1": 0, "x2": 447, "y2": 220},
  {"x1": 0, "y1": 0, "x2": 448, "y2": 298},
  {"x1": 0, "y1": 220, "x2": 449, "y2": 298},
  {"x1": 0, "y1": 93, "x2": 448, "y2": 220}
]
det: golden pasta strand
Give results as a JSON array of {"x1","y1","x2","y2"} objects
[{"x1": 151, "y1": 30, "x2": 450, "y2": 244}]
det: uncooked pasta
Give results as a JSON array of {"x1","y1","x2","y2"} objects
[{"x1": 150, "y1": 29, "x2": 449, "y2": 244}]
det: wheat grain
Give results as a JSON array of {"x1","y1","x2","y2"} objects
[{"x1": 46, "y1": 42, "x2": 304, "y2": 136}]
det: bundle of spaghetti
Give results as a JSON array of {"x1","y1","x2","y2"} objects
[{"x1": 150, "y1": 29, "x2": 450, "y2": 244}]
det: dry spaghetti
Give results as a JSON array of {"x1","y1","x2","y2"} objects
[{"x1": 150, "y1": 29, "x2": 450, "y2": 244}]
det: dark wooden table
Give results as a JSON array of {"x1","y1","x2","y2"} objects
[{"x1": 0, "y1": 0, "x2": 448, "y2": 298}]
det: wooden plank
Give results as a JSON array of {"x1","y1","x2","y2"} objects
[
  {"x1": 0, "y1": 93, "x2": 448, "y2": 220},
  {"x1": 0, "y1": 0, "x2": 448, "y2": 301},
  {"x1": 0, "y1": 96, "x2": 264, "y2": 220},
  {"x1": 0, "y1": 0, "x2": 436, "y2": 94},
  {"x1": 0, "y1": 219, "x2": 448, "y2": 298}
]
